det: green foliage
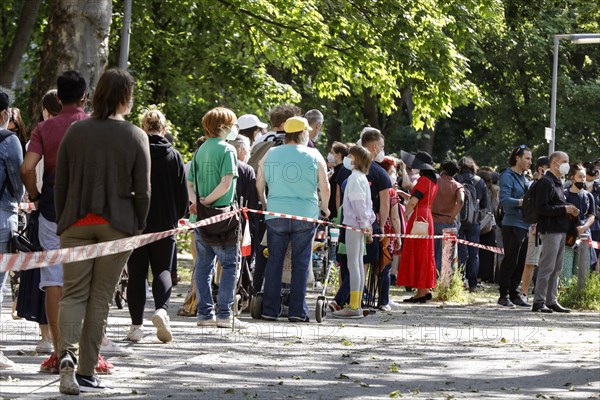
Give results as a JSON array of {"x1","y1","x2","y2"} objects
[
  {"x1": 559, "y1": 273, "x2": 600, "y2": 310},
  {"x1": 435, "y1": 264, "x2": 468, "y2": 303}
]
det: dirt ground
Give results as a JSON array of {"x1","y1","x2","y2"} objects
[{"x1": 1, "y1": 258, "x2": 599, "y2": 400}]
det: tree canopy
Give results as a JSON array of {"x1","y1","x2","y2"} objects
[{"x1": 1, "y1": 0, "x2": 598, "y2": 165}]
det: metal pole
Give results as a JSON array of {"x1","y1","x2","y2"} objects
[
  {"x1": 118, "y1": 0, "x2": 132, "y2": 70},
  {"x1": 549, "y1": 35, "x2": 559, "y2": 155}
]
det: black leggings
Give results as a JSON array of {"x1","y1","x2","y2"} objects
[{"x1": 127, "y1": 235, "x2": 175, "y2": 325}]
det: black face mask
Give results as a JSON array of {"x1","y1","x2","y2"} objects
[{"x1": 574, "y1": 181, "x2": 585, "y2": 190}]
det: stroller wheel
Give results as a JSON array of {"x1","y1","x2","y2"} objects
[
  {"x1": 250, "y1": 293, "x2": 263, "y2": 319},
  {"x1": 233, "y1": 294, "x2": 243, "y2": 316},
  {"x1": 315, "y1": 298, "x2": 325, "y2": 323}
]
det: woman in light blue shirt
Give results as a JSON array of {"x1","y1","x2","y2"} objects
[{"x1": 257, "y1": 117, "x2": 330, "y2": 322}]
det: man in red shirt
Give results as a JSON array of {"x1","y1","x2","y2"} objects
[{"x1": 21, "y1": 71, "x2": 89, "y2": 373}]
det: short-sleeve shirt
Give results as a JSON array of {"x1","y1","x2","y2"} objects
[
  {"x1": 27, "y1": 104, "x2": 88, "y2": 222},
  {"x1": 187, "y1": 137, "x2": 238, "y2": 207},
  {"x1": 431, "y1": 175, "x2": 463, "y2": 223},
  {"x1": 336, "y1": 161, "x2": 392, "y2": 214}
]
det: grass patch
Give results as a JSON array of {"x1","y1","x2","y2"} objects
[
  {"x1": 434, "y1": 264, "x2": 468, "y2": 303},
  {"x1": 559, "y1": 272, "x2": 600, "y2": 310}
]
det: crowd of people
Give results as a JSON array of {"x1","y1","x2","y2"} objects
[{"x1": 0, "y1": 68, "x2": 598, "y2": 395}]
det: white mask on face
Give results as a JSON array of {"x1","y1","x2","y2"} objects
[
  {"x1": 374, "y1": 149, "x2": 384, "y2": 163},
  {"x1": 225, "y1": 126, "x2": 239, "y2": 141},
  {"x1": 585, "y1": 181, "x2": 594, "y2": 190},
  {"x1": 343, "y1": 157, "x2": 354, "y2": 170},
  {"x1": 558, "y1": 162, "x2": 570, "y2": 176},
  {"x1": 327, "y1": 153, "x2": 335, "y2": 163}
]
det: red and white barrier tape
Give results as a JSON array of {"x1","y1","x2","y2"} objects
[
  {"x1": 6, "y1": 204, "x2": 597, "y2": 272},
  {"x1": 0, "y1": 209, "x2": 238, "y2": 273}
]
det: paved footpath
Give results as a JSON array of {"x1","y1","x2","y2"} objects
[{"x1": 0, "y1": 278, "x2": 599, "y2": 400}]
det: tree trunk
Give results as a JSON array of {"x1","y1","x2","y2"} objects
[
  {"x1": 0, "y1": 0, "x2": 42, "y2": 88},
  {"x1": 363, "y1": 88, "x2": 380, "y2": 130},
  {"x1": 326, "y1": 98, "x2": 342, "y2": 146},
  {"x1": 28, "y1": 0, "x2": 112, "y2": 122},
  {"x1": 417, "y1": 126, "x2": 434, "y2": 154}
]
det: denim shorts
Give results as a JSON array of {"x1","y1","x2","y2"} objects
[{"x1": 38, "y1": 214, "x2": 63, "y2": 289}]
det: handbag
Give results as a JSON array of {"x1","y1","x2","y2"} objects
[
  {"x1": 409, "y1": 179, "x2": 432, "y2": 236},
  {"x1": 196, "y1": 201, "x2": 240, "y2": 246},
  {"x1": 192, "y1": 150, "x2": 240, "y2": 247},
  {"x1": 410, "y1": 217, "x2": 429, "y2": 236},
  {"x1": 479, "y1": 211, "x2": 496, "y2": 235},
  {"x1": 9, "y1": 211, "x2": 43, "y2": 253}
]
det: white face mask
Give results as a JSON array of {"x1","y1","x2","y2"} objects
[
  {"x1": 225, "y1": 126, "x2": 239, "y2": 141},
  {"x1": 585, "y1": 181, "x2": 594, "y2": 190},
  {"x1": 558, "y1": 162, "x2": 570, "y2": 176},
  {"x1": 374, "y1": 149, "x2": 384, "y2": 163},
  {"x1": 343, "y1": 157, "x2": 354, "y2": 170},
  {"x1": 327, "y1": 153, "x2": 335, "y2": 163}
]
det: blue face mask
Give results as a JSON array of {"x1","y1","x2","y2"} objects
[{"x1": 343, "y1": 157, "x2": 354, "y2": 170}]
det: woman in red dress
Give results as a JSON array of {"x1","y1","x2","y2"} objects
[{"x1": 397, "y1": 151, "x2": 439, "y2": 303}]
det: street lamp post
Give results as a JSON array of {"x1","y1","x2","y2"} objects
[{"x1": 548, "y1": 33, "x2": 600, "y2": 155}]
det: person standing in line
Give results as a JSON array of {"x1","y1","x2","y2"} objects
[
  {"x1": 431, "y1": 161, "x2": 464, "y2": 272},
  {"x1": 55, "y1": 68, "x2": 151, "y2": 394},
  {"x1": 397, "y1": 151, "x2": 439, "y2": 303},
  {"x1": 21, "y1": 71, "x2": 89, "y2": 373},
  {"x1": 188, "y1": 107, "x2": 247, "y2": 329},
  {"x1": 304, "y1": 109, "x2": 323, "y2": 148},
  {"x1": 126, "y1": 109, "x2": 188, "y2": 344},
  {"x1": 533, "y1": 151, "x2": 579, "y2": 313},
  {"x1": 0, "y1": 90, "x2": 25, "y2": 369},
  {"x1": 497, "y1": 146, "x2": 532, "y2": 307},
  {"x1": 332, "y1": 146, "x2": 375, "y2": 318},
  {"x1": 455, "y1": 156, "x2": 488, "y2": 292},
  {"x1": 520, "y1": 156, "x2": 551, "y2": 298},
  {"x1": 257, "y1": 116, "x2": 330, "y2": 322}
]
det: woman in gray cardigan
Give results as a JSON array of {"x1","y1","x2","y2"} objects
[{"x1": 55, "y1": 68, "x2": 151, "y2": 395}]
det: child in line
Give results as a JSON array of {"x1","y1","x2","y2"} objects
[{"x1": 333, "y1": 146, "x2": 375, "y2": 318}]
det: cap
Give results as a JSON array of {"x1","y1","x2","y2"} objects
[
  {"x1": 284, "y1": 116, "x2": 312, "y2": 133},
  {"x1": 237, "y1": 114, "x2": 267, "y2": 130}
]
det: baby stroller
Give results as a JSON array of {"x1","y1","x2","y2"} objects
[{"x1": 250, "y1": 221, "x2": 337, "y2": 323}]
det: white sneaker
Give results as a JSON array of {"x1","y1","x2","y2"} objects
[
  {"x1": 197, "y1": 317, "x2": 216, "y2": 327},
  {"x1": 379, "y1": 304, "x2": 392, "y2": 312},
  {"x1": 35, "y1": 339, "x2": 54, "y2": 354},
  {"x1": 216, "y1": 317, "x2": 249, "y2": 329},
  {"x1": 388, "y1": 300, "x2": 401, "y2": 308},
  {"x1": 0, "y1": 352, "x2": 15, "y2": 369},
  {"x1": 152, "y1": 309, "x2": 173, "y2": 343},
  {"x1": 100, "y1": 338, "x2": 132, "y2": 356},
  {"x1": 126, "y1": 326, "x2": 144, "y2": 342}
]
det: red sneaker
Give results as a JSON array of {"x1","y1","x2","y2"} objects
[
  {"x1": 39, "y1": 353, "x2": 59, "y2": 374},
  {"x1": 96, "y1": 354, "x2": 114, "y2": 375}
]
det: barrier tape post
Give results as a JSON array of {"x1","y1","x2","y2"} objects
[
  {"x1": 439, "y1": 228, "x2": 458, "y2": 290},
  {"x1": 577, "y1": 233, "x2": 591, "y2": 292}
]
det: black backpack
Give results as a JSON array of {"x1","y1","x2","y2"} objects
[
  {"x1": 521, "y1": 179, "x2": 539, "y2": 224},
  {"x1": 459, "y1": 175, "x2": 481, "y2": 225}
]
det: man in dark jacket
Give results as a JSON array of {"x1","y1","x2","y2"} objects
[
  {"x1": 455, "y1": 156, "x2": 488, "y2": 292},
  {"x1": 533, "y1": 151, "x2": 579, "y2": 313}
]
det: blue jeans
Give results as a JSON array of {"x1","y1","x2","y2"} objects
[
  {"x1": 434, "y1": 222, "x2": 457, "y2": 272},
  {"x1": 262, "y1": 218, "x2": 316, "y2": 319},
  {"x1": 194, "y1": 230, "x2": 239, "y2": 321},
  {"x1": 333, "y1": 254, "x2": 349, "y2": 306},
  {"x1": 0, "y1": 208, "x2": 17, "y2": 317},
  {"x1": 459, "y1": 223, "x2": 480, "y2": 289},
  {"x1": 378, "y1": 263, "x2": 392, "y2": 307}
]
